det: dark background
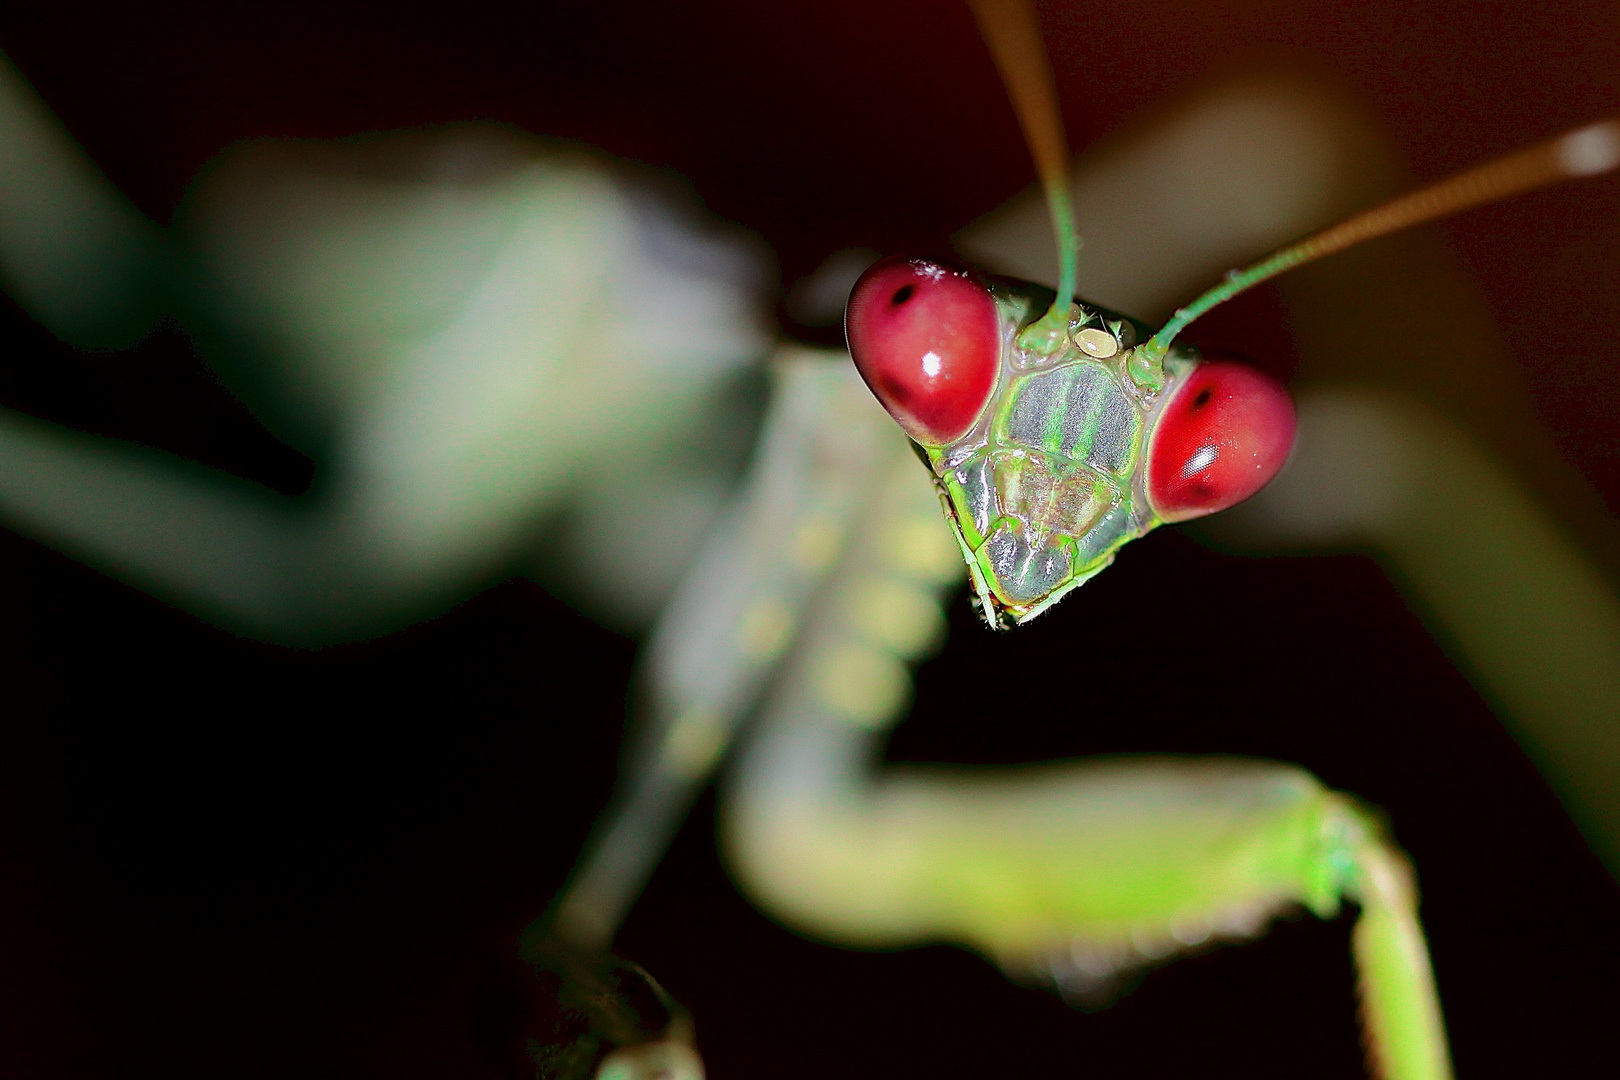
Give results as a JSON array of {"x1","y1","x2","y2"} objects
[{"x1": 0, "y1": 2, "x2": 1616, "y2": 1077}]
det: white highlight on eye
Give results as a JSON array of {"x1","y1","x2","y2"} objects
[
  {"x1": 911, "y1": 260, "x2": 947, "y2": 281},
  {"x1": 921, "y1": 350, "x2": 942, "y2": 377},
  {"x1": 1182, "y1": 444, "x2": 1218, "y2": 477},
  {"x1": 1558, "y1": 120, "x2": 1620, "y2": 177}
]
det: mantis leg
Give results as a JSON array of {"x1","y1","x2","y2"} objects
[
  {"x1": 548, "y1": 78, "x2": 1456, "y2": 1078},
  {"x1": 0, "y1": 54, "x2": 170, "y2": 350},
  {"x1": 545, "y1": 347, "x2": 939, "y2": 952},
  {"x1": 1216, "y1": 389, "x2": 1620, "y2": 875},
  {"x1": 0, "y1": 68, "x2": 771, "y2": 647},
  {"x1": 536, "y1": 349, "x2": 933, "y2": 1077},
  {"x1": 718, "y1": 378, "x2": 1452, "y2": 1079},
  {"x1": 543, "y1": 346, "x2": 1454, "y2": 1080}
]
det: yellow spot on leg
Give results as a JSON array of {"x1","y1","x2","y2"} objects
[
  {"x1": 885, "y1": 516, "x2": 963, "y2": 584},
  {"x1": 737, "y1": 596, "x2": 794, "y2": 661},
  {"x1": 812, "y1": 641, "x2": 909, "y2": 728},
  {"x1": 663, "y1": 707, "x2": 727, "y2": 779},
  {"x1": 791, "y1": 514, "x2": 844, "y2": 572},
  {"x1": 852, "y1": 579, "x2": 946, "y2": 659}
]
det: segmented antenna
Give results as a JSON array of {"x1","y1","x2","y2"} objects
[
  {"x1": 968, "y1": 0, "x2": 1078, "y2": 354},
  {"x1": 1141, "y1": 118, "x2": 1620, "y2": 362}
]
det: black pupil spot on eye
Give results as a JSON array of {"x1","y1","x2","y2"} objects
[
  {"x1": 890, "y1": 285, "x2": 915, "y2": 307},
  {"x1": 1193, "y1": 388, "x2": 1213, "y2": 408}
]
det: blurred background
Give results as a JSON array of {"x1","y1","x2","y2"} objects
[{"x1": 0, "y1": 1, "x2": 1617, "y2": 1077}]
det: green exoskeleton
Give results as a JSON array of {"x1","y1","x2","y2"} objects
[
  {"x1": 546, "y1": 3, "x2": 1620, "y2": 1078},
  {"x1": 844, "y1": 267, "x2": 1292, "y2": 626}
]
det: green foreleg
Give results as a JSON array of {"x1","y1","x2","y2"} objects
[
  {"x1": 718, "y1": 383, "x2": 1455, "y2": 1074},
  {"x1": 1348, "y1": 819, "x2": 1453, "y2": 1080}
]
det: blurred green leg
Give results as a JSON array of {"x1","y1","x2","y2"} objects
[{"x1": 1347, "y1": 813, "x2": 1453, "y2": 1080}]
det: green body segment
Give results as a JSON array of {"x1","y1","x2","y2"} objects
[{"x1": 924, "y1": 280, "x2": 1191, "y2": 626}]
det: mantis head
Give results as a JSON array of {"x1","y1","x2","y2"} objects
[
  {"x1": 846, "y1": 253, "x2": 1294, "y2": 627},
  {"x1": 844, "y1": 0, "x2": 1616, "y2": 627}
]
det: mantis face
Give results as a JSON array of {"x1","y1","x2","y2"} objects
[{"x1": 846, "y1": 254, "x2": 1296, "y2": 627}]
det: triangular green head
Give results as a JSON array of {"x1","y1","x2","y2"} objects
[{"x1": 845, "y1": 255, "x2": 1295, "y2": 628}]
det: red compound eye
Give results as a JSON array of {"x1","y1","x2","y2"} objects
[
  {"x1": 1146, "y1": 353, "x2": 1296, "y2": 522},
  {"x1": 845, "y1": 255, "x2": 1000, "y2": 446}
]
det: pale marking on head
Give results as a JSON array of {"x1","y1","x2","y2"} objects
[{"x1": 1074, "y1": 327, "x2": 1119, "y2": 359}]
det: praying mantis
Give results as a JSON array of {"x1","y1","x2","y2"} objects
[
  {"x1": 0, "y1": 2, "x2": 1613, "y2": 1080},
  {"x1": 540, "y1": 4, "x2": 1620, "y2": 1077}
]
